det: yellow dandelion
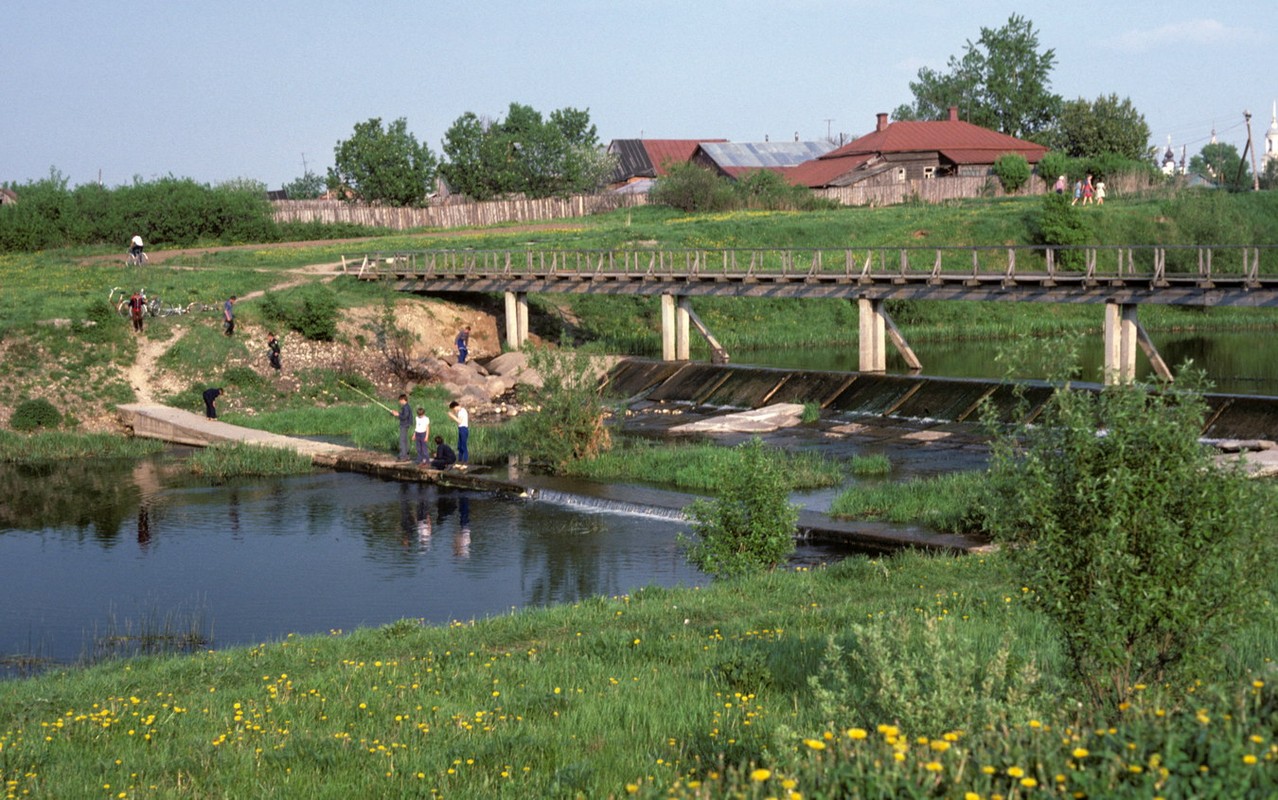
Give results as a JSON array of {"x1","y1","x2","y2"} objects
[
  {"x1": 1007, "y1": 766, "x2": 1025, "y2": 778},
  {"x1": 1243, "y1": 754, "x2": 1258, "y2": 765},
  {"x1": 847, "y1": 728, "x2": 868, "y2": 740},
  {"x1": 924, "y1": 761, "x2": 943, "y2": 772},
  {"x1": 750, "y1": 768, "x2": 771, "y2": 782},
  {"x1": 1072, "y1": 747, "x2": 1089, "y2": 759},
  {"x1": 803, "y1": 738, "x2": 826, "y2": 751},
  {"x1": 1021, "y1": 777, "x2": 1038, "y2": 788}
]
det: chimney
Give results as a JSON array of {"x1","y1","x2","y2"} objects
[
  {"x1": 876, "y1": 112, "x2": 889, "y2": 132},
  {"x1": 948, "y1": 106, "x2": 959, "y2": 122}
]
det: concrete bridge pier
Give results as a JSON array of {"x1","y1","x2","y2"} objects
[
  {"x1": 660, "y1": 294, "x2": 730, "y2": 363},
  {"x1": 504, "y1": 291, "x2": 529, "y2": 349},
  {"x1": 1103, "y1": 301, "x2": 1172, "y2": 385},
  {"x1": 858, "y1": 298, "x2": 921, "y2": 374}
]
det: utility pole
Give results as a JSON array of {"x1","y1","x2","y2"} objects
[
  {"x1": 1244, "y1": 110, "x2": 1260, "y2": 191},
  {"x1": 824, "y1": 118, "x2": 835, "y2": 141},
  {"x1": 301, "y1": 152, "x2": 310, "y2": 176}
]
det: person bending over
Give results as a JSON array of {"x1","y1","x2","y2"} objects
[{"x1": 430, "y1": 436, "x2": 457, "y2": 470}]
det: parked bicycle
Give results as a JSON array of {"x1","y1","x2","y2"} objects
[{"x1": 110, "y1": 287, "x2": 161, "y2": 318}]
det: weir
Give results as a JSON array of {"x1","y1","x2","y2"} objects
[{"x1": 604, "y1": 358, "x2": 1278, "y2": 441}]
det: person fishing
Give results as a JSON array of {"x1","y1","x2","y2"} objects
[
  {"x1": 391, "y1": 394, "x2": 412, "y2": 460},
  {"x1": 430, "y1": 435, "x2": 457, "y2": 470}
]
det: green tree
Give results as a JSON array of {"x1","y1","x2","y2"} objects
[
  {"x1": 981, "y1": 374, "x2": 1275, "y2": 707},
  {"x1": 1189, "y1": 142, "x2": 1251, "y2": 189},
  {"x1": 516, "y1": 345, "x2": 611, "y2": 473},
  {"x1": 328, "y1": 117, "x2": 438, "y2": 207},
  {"x1": 283, "y1": 170, "x2": 327, "y2": 199},
  {"x1": 992, "y1": 153, "x2": 1031, "y2": 193},
  {"x1": 1052, "y1": 94, "x2": 1151, "y2": 160},
  {"x1": 894, "y1": 14, "x2": 1060, "y2": 139},
  {"x1": 683, "y1": 438, "x2": 798, "y2": 579}
]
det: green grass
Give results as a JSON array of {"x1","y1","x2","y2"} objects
[
  {"x1": 0, "y1": 430, "x2": 164, "y2": 462},
  {"x1": 187, "y1": 442, "x2": 315, "y2": 480},
  {"x1": 829, "y1": 470, "x2": 988, "y2": 532},
  {"x1": 849, "y1": 453, "x2": 891, "y2": 476},
  {"x1": 564, "y1": 437, "x2": 845, "y2": 492},
  {"x1": 0, "y1": 549, "x2": 1273, "y2": 798}
]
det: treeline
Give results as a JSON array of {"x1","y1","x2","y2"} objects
[{"x1": 0, "y1": 171, "x2": 378, "y2": 253}]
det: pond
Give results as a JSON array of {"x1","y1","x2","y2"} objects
[{"x1": 0, "y1": 452, "x2": 849, "y2": 673}]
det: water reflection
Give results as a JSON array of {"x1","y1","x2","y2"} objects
[{"x1": 0, "y1": 453, "x2": 715, "y2": 667}]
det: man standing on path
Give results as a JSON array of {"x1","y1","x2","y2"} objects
[
  {"x1": 455, "y1": 325, "x2": 471, "y2": 364},
  {"x1": 266, "y1": 332, "x2": 282, "y2": 373},
  {"x1": 391, "y1": 394, "x2": 412, "y2": 460},
  {"x1": 449, "y1": 400, "x2": 469, "y2": 469},
  {"x1": 223, "y1": 295, "x2": 237, "y2": 336},
  {"x1": 203, "y1": 387, "x2": 224, "y2": 419},
  {"x1": 128, "y1": 289, "x2": 145, "y2": 333}
]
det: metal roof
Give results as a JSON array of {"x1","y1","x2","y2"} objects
[
  {"x1": 696, "y1": 140, "x2": 836, "y2": 169},
  {"x1": 607, "y1": 139, "x2": 727, "y2": 183}
]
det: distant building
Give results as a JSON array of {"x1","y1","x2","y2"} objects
[
  {"x1": 788, "y1": 107, "x2": 1048, "y2": 189},
  {"x1": 691, "y1": 140, "x2": 837, "y2": 180},
  {"x1": 1266, "y1": 102, "x2": 1278, "y2": 169},
  {"x1": 606, "y1": 139, "x2": 727, "y2": 188},
  {"x1": 0, "y1": 188, "x2": 17, "y2": 205}
]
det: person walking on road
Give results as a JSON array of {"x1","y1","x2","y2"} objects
[
  {"x1": 223, "y1": 295, "x2": 237, "y2": 336},
  {"x1": 449, "y1": 400, "x2": 469, "y2": 469},
  {"x1": 391, "y1": 394, "x2": 412, "y2": 460},
  {"x1": 128, "y1": 289, "x2": 146, "y2": 333}
]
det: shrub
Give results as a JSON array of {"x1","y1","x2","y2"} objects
[
  {"x1": 1036, "y1": 151, "x2": 1071, "y2": 188},
  {"x1": 1033, "y1": 191, "x2": 1092, "y2": 268},
  {"x1": 992, "y1": 154, "x2": 1031, "y2": 194},
  {"x1": 10, "y1": 398, "x2": 62, "y2": 431},
  {"x1": 981, "y1": 376, "x2": 1276, "y2": 707},
  {"x1": 258, "y1": 285, "x2": 340, "y2": 341},
  {"x1": 514, "y1": 345, "x2": 612, "y2": 473},
  {"x1": 682, "y1": 438, "x2": 798, "y2": 578},
  {"x1": 649, "y1": 163, "x2": 735, "y2": 213}
]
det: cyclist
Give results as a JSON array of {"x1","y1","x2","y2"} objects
[{"x1": 129, "y1": 234, "x2": 146, "y2": 264}]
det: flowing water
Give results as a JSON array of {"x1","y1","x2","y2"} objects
[{"x1": 0, "y1": 452, "x2": 848, "y2": 672}]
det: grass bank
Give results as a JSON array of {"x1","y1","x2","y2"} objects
[{"x1": 0, "y1": 550, "x2": 1273, "y2": 798}]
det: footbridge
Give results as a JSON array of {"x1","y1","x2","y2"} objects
[{"x1": 353, "y1": 244, "x2": 1278, "y2": 384}]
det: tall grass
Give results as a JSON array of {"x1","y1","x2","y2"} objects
[
  {"x1": 187, "y1": 442, "x2": 313, "y2": 480},
  {"x1": 0, "y1": 430, "x2": 163, "y2": 462},
  {"x1": 829, "y1": 470, "x2": 988, "y2": 532},
  {"x1": 565, "y1": 437, "x2": 844, "y2": 492}
]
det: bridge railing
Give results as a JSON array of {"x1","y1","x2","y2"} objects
[{"x1": 350, "y1": 245, "x2": 1272, "y2": 285}]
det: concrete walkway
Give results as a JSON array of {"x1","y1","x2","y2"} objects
[{"x1": 116, "y1": 404, "x2": 525, "y2": 493}]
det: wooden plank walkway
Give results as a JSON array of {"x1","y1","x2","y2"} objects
[{"x1": 116, "y1": 404, "x2": 527, "y2": 495}]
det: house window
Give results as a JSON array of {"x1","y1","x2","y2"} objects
[
  {"x1": 895, "y1": 167, "x2": 907, "y2": 182},
  {"x1": 923, "y1": 166, "x2": 936, "y2": 179}
]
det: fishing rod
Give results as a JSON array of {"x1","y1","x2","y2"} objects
[{"x1": 339, "y1": 380, "x2": 396, "y2": 413}]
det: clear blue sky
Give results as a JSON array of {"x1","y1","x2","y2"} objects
[{"x1": 4, "y1": 0, "x2": 1273, "y2": 189}]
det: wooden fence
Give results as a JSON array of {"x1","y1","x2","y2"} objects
[{"x1": 272, "y1": 193, "x2": 648, "y2": 230}]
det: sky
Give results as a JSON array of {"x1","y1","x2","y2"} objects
[{"x1": 4, "y1": 0, "x2": 1275, "y2": 189}]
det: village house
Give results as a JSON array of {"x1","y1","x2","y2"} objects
[
  {"x1": 787, "y1": 107, "x2": 1048, "y2": 189},
  {"x1": 606, "y1": 139, "x2": 726, "y2": 190},
  {"x1": 691, "y1": 139, "x2": 836, "y2": 180}
]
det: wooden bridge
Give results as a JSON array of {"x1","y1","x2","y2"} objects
[{"x1": 352, "y1": 244, "x2": 1278, "y2": 384}]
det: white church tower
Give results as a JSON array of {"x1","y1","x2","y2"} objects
[{"x1": 1265, "y1": 101, "x2": 1278, "y2": 168}]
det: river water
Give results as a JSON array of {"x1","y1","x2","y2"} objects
[
  {"x1": 0, "y1": 452, "x2": 849, "y2": 672},
  {"x1": 736, "y1": 330, "x2": 1278, "y2": 396}
]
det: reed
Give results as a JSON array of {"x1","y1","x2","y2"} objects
[
  {"x1": 849, "y1": 453, "x2": 891, "y2": 476},
  {"x1": 0, "y1": 430, "x2": 163, "y2": 463},
  {"x1": 566, "y1": 437, "x2": 844, "y2": 491},
  {"x1": 829, "y1": 470, "x2": 987, "y2": 531},
  {"x1": 187, "y1": 441, "x2": 314, "y2": 480}
]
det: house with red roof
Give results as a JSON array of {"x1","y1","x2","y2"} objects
[
  {"x1": 606, "y1": 139, "x2": 727, "y2": 189},
  {"x1": 788, "y1": 107, "x2": 1048, "y2": 189}
]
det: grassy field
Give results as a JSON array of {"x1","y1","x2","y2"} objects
[{"x1": 0, "y1": 550, "x2": 1273, "y2": 799}]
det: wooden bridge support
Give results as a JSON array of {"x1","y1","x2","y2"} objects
[
  {"x1": 504, "y1": 291, "x2": 529, "y2": 350},
  {"x1": 1103, "y1": 302, "x2": 1173, "y2": 385},
  {"x1": 858, "y1": 298, "x2": 921, "y2": 374},
  {"x1": 659, "y1": 294, "x2": 730, "y2": 363}
]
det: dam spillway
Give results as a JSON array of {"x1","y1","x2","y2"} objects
[{"x1": 604, "y1": 359, "x2": 1278, "y2": 441}]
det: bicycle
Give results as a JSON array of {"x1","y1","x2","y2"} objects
[
  {"x1": 110, "y1": 287, "x2": 160, "y2": 318},
  {"x1": 125, "y1": 250, "x2": 149, "y2": 266}
]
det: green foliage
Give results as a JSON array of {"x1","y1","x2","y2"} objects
[
  {"x1": 893, "y1": 14, "x2": 1060, "y2": 138},
  {"x1": 187, "y1": 442, "x2": 314, "y2": 480},
  {"x1": 830, "y1": 470, "x2": 986, "y2": 531},
  {"x1": 328, "y1": 117, "x2": 438, "y2": 207},
  {"x1": 981, "y1": 376, "x2": 1277, "y2": 706},
  {"x1": 1190, "y1": 142, "x2": 1251, "y2": 189},
  {"x1": 514, "y1": 346, "x2": 611, "y2": 473},
  {"x1": 281, "y1": 170, "x2": 327, "y2": 200},
  {"x1": 992, "y1": 153, "x2": 1031, "y2": 193},
  {"x1": 9, "y1": 398, "x2": 62, "y2": 431},
  {"x1": 259, "y1": 285, "x2": 339, "y2": 341},
  {"x1": 649, "y1": 163, "x2": 735, "y2": 213},
  {"x1": 1033, "y1": 191, "x2": 1092, "y2": 267},
  {"x1": 1052, "y1": 94, "x2": 1152, "y2": 160},
  {"x1": 848, "y1": 453, "x2": 890, "y2": 477},
  {"x1": 1036, "y1": 151, "x2": 1070, "y2": 187},
  {"x1": 439, "y1": 103, "x2": 613, "y2": 200},
  {"x1": 682, "y1": 438, "x2": 799, "y2": 579}
]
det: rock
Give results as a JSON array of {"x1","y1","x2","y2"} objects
[{"x1": 669, "y1": 403, "x2": 806, "y2": 434}]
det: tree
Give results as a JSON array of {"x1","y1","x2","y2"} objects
[
  {"x1": 328, "y1": 117, "x2": 438, "y2": 206},
  {"x1": 283, "y1": 170, "x2": 326, "y2": 200},
  {"x1": 894, "y1": 14, "x2": 1061, "y2": 139},
  {"x1": 439, "y1": 103, "x2": 614, "y2": 200},
  {"x1": 1052, "y1": 94, "x2": 1151, "y2": 160},
  {"x1": 1189, "y1": 142, "x2": 1251, "y2": 189},
  {"x1": 992, "y1": 153, "x2": 1031, "y2": 193},
  {"x1": 683, "y1": 438, "x2": 799, "y2": 579},
  {"x1": 981, "y1": 375, "x2": 1274, "y2": 707}
]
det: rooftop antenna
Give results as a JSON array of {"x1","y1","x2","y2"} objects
[{"x1": 824, "y1": 118, "x2": 834, "y2": 140}]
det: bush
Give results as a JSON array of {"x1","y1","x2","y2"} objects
[
  {"x1": 10, "y1": 398, "x2": 62, "y2": 431},
  {"x1": 992, "y1": 154, "x2": 1031, "y2": 194},
  {"x1": 258, "y1": 285, "x2": 340, "y2": 341},
  {"x1": 514, "y1": 345, "x2": 611, "y2": 473},
  {"x1": 682, "y1": 438, "x2": 798, "y2": 578},
  {"x1": 1033, "y1": 191, "x2": 1092, "y2": 268},
  {"x1": 649, "y1": 163, "x2": 735, "y2": 213},
  {"x1": 981, "y1": 376, "x2": 1276, "y2": 707},
  {"x1": 1036, "y1": 151, "x2": 1071, "y2": 188}
]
